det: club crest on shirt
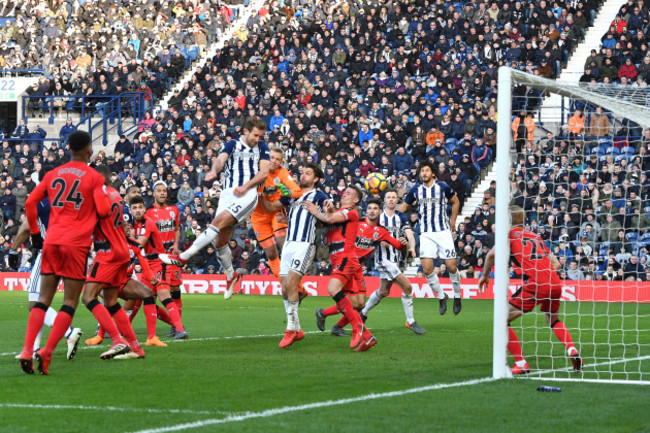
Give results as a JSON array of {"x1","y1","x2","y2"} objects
[{"x1": 373, "y1": 231, "x2": 379, "y2": 240}]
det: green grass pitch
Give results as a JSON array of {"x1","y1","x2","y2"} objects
[{"x1": 0, "y1": 292, "x2": 648, "y2": 433}]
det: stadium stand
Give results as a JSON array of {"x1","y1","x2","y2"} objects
[{"x1": 2, "y1": 0, "x2": 649, "y2": 280}]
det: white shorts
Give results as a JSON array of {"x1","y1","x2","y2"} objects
[
  {"x1": 280, "y1": 241, "x2": 315, "y2": 276},
  {"x1": 420, "y1": 230, "x2": 457, "y2": 260},
  {"x1": 216, "y1": 187, "x2": 258, "y2": 223},
  {"x1": 28, "y1": 251, "x2": 42, "y2": 302},
  {"x1": 375, "y1": 260, "x2": 402, "y2": 281}
]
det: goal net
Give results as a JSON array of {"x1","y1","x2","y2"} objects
[{"x1": 494, "y1": 68, "x2": 650, "y2": 384}]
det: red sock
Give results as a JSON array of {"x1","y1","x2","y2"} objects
[
  {"x1": 88, "y1": 301, "x2": 123, "y2": 343},
  {"x1": 164, "y1": 299, "x2": 185, "y2": 332},
  {"x1": 336, "y1": 316, "x2": 349, "y2": 328},
  {"x1": 322, "y1": 305, "x2": 340, "y2": 317},
  {"x1": 335, "y1": 295, "x2": 361, "y2": 327},
  {"x1": 97, "y1": 325, "x2": 106, "y2": 339},
  {"x1": 129, "y1": 299, "x2": 143, "y2": 323},
  {"x1": 22, "y1": 305, "x2": 47, "y2": 358},
  {"x1": 551, "y1": 321, "x2": 576, "y2": 352},
  {"x1": 143, "y1": 301, "x2": 158, "y2": 340},
  {"x1": 111, "y1": 306, "x2": 140, "y2": 349},
  {"x1": 42, "y1": 309, "x2": 74, "y2": 357},
  {"x1": 173, "y1": 297, "x2": 183, "y2": 318},
  {"x1": 156, "y1": 305, "x2": 173, "y2": 325},
  {"x1": 508, "y1": 326, "x2": 525, "y2": 362}
]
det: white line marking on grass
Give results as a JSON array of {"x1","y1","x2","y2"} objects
[
  {"x1": 0, "y1": 329, "x2": 379, "y2": 357},
  {"x1": 127, "y1": 377, "x2": 496, "y2": 433},
  {"x1": 525, "y1": 354, "x2": 650, "y2": 377},
  {"x1": 0, "y1": 403, "x2": 226, "y2": 416}
]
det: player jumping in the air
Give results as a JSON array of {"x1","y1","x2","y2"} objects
[
  {"x1": 160, "y1": 116, "x2": 270, "y2": 300},
  {"x1": 360, "y1": 189, "x2": 425, "y2": 335},
  {"x1": 479, "y1": 205, "x2": 583, "y2": 374},
  {"x1": 399, "y1": 160, "x2": 462, "y2": 315}
]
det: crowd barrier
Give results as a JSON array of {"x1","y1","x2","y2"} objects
[{"x1": 1, "y1": 274, "x2": 648, "y2": 303}]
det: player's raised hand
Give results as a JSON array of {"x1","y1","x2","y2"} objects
[
  {"x1": 398, "y1": 237, "x2": 408, "y2": 246},
  {"x1": 204, "y1": 170, "x2": 218, "y2": 182},
  {"x1": 323, "y1": 200, "x2": 334, "y2": 213},
  {"x1": 277, "y1": 183, "x2": 290, "y2": 197},
  {"x1": 302, "y1": 201, "x2": 318, "y2": 214}
]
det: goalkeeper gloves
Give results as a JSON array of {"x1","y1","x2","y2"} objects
[{"x1": 277, "y1": 183, "x2": 291, "y2": 197}]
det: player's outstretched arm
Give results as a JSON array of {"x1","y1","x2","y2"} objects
[
  {"x1": 403, "y1": 226, "x2": 417, "y2": 257},
  {"x1": 260, "y1": 196, "x2": 284, "y2": 213},
  {"x1": 398, "y1": 202, "x2": 410, "y2": 214},
  {"x1": 205, "y1": 153, "x2": 229, "y2": 182},
  {"x1": 303, "y1": 201, "x2": 346, "y2": 224},
  {"x1": 478, "y1": 247, "x2": 496, "y2": 293},
  {"x1": 281, "y1": 169, "x2": 303, "y2": 199}
]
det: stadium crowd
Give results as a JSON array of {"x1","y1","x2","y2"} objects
[{"x1": 2, "y1": 0, "x2": 650, "y2": 283}]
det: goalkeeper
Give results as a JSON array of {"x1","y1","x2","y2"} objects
[
  {"x1": 479, "y1": 205, "x2": 583, "y2": 375},
  {"x1": 251, "y1": 147, "x2": 302, "y2": 281}
]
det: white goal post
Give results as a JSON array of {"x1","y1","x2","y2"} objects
[{"x1": 494, "y1": 67, "x2": 650, "y2": 384}]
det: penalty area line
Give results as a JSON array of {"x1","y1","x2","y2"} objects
[{"x1": 127, "y1": 377, "x2": 496, "y2": 433}]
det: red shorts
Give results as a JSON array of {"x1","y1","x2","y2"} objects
[
  {"x1": 166, "y1": 263, "x2": 182, "y2": 287},
  {"x1": 41, "y1": 244, "x2": 90, "y2": 280},
  {"x1": 332, "y1": 256, "x2": 366, "y2": 296},
  {"x1": 510, "y1": 282, "x2": 562, "y2": 313},
  {"x1": 148, "y1": 260, "x2": 174, "y2": 294},
  {"x1": 86, "y1": 261, "x2": 130, "y2": 289}
]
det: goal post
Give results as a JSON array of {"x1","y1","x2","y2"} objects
[{"x1": 494, "y1": 66, "x2": 650, "y2": 384}]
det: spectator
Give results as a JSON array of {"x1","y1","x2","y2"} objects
[{"x1": 0, "y1": 188, "x2": 16, "y2": 222}]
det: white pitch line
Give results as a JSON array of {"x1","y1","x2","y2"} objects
[
  {"x1": 0, "y1": 403, "x2": 226, "y2": 416},
  {"x1": 0, "y1": 328, "x2": 395, "y2": 357},
  {"x1": 524, "y1": 354, "x2": 650, "y2": 377},
  {"x1": 127, "y1": 377, "x2": 496, "y2": 433}
]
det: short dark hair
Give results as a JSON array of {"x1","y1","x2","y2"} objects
[
  {"x1": 244, "y1": 116, "x2": 266, "y2": 132},
  {"x1": 305, "y1": 162, "x2": 323, "y2": 181},
  {"x1": 419, "y1": 160, "x2": 437, "y2": 177},
  {"x1": 130, "y1": 195, "x2": 145, "y2": 206},
  {"x1": 367, "y1": 197, "x2": 382, "y2": 208},
  {"x1": 39, "y1": 164, "x2": 55, "y2": 181},
  {"x1": 94, "y1": 164, "x2": 110, "y2": 183},
  {"x1": 383, "y1": 187, "x2": 398, "y2": 197},
  {"x1": 348, "y1": 184, "x2": 364, "y2": 202},
  {"x1": 68, "y1": 130, "x2": 91, "y2": 152}
]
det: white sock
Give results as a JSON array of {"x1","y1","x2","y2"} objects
[
  {"x1": 362, "y1": 290, "x2": 384, "y2": 316},
  {"x1": 180, "y1": 225, "x2": 220, "y2": 260},
  {"x1": 401, "y1": 294, "x2": 415, "y2": 325},
  {"x1": 217, "y1": 245, "x2": 235, "y2": 279},
  {"x1": 283, "y1": 298, "x2": 290, "y2": 315},
  {"x1": 286, "y1": 300, "x2": 300, "y2": 331},
  {"x1": 125, "y1": 310, "x2": 133, "y2": 318},
  {"x1": 34, "y1": 327, "x2": 43, "y2": 351},
  {"x1": 43, "y1": 307, "x2": 58, "y2": 327},
  {"x1": 449, "y1": 271, "x2": 461, "y2": 298},
  {"x1": 425, "y1": 272, "x2": 445, "y2": 299}
]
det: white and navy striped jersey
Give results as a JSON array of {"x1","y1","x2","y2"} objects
[
  {"x1": 404, "y1": 182, "x2": 455, "y2": 233},
  {"x1": 37, "y1": 198, "x2": 50, "y2": 236},
  {"x1": 286, "y1": 189, "x2": 329, "y2": 243},
  {"x1": 220, "y1": 138, "x2": 270, "y2": 189},
  {"x1": 375, "y1": 210, "x2": 410, "y2": 264}
]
